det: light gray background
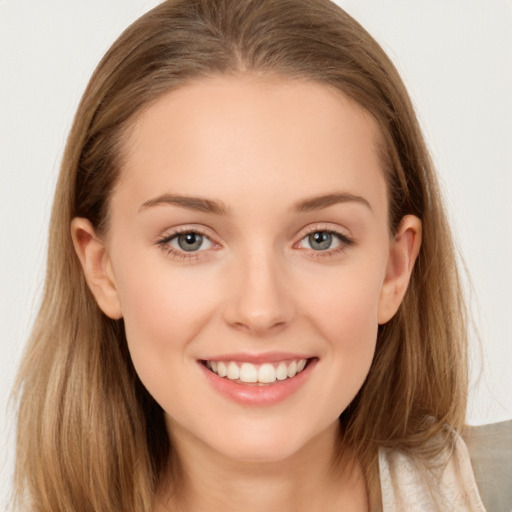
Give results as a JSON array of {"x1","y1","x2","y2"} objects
[{"x1": 1, "y1": 0, "x2": 511, "y2": 509}]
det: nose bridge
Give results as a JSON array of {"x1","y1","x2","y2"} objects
[{"x1": 224, "y1": 244, "x2": 293, "y2": 334}]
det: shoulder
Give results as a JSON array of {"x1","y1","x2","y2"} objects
[
  {"x1": 464, "y1": 420, "x2": 512, "y2": 512},
  {"x1": 379, "y1": 426, "x2": 486, "y2": 512}
]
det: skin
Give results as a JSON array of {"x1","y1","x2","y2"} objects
[{"x1": 72, "y1": 75, "x2": 421, "y2": 511}]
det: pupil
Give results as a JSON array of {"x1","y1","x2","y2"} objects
[
  {"x1": 178, "y1": 233, "x2": 203, "y2": 251},
  {"x1": 309, "y1": 231, "x2": 332, "y2": 251}
]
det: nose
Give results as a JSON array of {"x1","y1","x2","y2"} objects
[{"x1": 222, "y1": 249, "x2": 294, "y2": 336}]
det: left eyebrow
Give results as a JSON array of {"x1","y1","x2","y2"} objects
[{"x1": 292, "y1": 192, "x2": 372, "y2": 213}]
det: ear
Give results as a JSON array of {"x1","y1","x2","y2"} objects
[
  {"x1": 71, "y1": 217, "x2": 123, "y2": 319},
  {"x1": 377, "y1": 215, "x2": 422, "y2": 324}
]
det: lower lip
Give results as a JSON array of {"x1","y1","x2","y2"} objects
[{"x1": 198, "y1": 359, "x2": 317, "y2": 406}]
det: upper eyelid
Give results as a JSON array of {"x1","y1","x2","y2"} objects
[
  {"x1": 295, "y1": 223, "x2": 352, "y2": 240},
  {"x1": 157, "y1": 225, "x2": 218, "y2": 244}
]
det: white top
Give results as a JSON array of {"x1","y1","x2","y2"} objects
[{"x1": 379, "y1": 431, "x2": 486, "y2": 511}]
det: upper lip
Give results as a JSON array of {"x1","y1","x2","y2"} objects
[{"x1": 200, "y1": 352, "x2": 315, "y2": 364}]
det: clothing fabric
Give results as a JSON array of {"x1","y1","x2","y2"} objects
[
  {"x1": 379, "y1": 429, "x2": 486, "y2": 511},
  {"x1": 465, "y1": 420, "x2": 512, "y2": 512}
]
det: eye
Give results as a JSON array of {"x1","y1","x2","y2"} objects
[
  {"x1": 298, "y1": 230, "x2": 349, "y2": 251},
  {"x1": 169, "y1": 232, "x2": 213, "y2": 252},
  {"x1": 178, "y1": 233, "x2": 202, "y2": 252}
]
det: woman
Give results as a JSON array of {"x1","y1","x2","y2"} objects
[{"x1": 13, "y1": 0, "x2": 486, "y2": 510}]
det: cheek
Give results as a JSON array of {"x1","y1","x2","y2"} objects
[
  {"x1": 301, "y1": 262, "x2": 383, "y2": 346},
  {"x1": 296, "y1": 263, "x2": 384, "y2": 408},
  {"x1": 113, "y1": 258, "x2": 219, "y2": 383}
]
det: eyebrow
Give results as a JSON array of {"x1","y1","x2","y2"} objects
[
  {"x1": 139, "y1": 194, "x2": 229, "y2": 215},
  {"x1": 139, "y1": 192, "x2": 371, "y2": 215},
  {"x1": 293, "y1": 192, "x2": 372, "y2": 213}
]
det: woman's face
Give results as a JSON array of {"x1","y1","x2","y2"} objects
[{"x1": 75, "y1": 75, "x2": 420, "y2": 463}]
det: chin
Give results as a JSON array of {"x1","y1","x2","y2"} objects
[
  {"x1": 202, "y1": 418, "x2": 336, "y2": 465},
  {"x1": 215, "y1": 437, "x2": 306, "y2": 464}
]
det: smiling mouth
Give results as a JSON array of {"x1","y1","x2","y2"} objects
[{"x1": 201, "y1": 358, "x2": 314, "y2": 385}]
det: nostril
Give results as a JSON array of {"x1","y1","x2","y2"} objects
[{"x1": 229, "y1": 318, "x2": 288, "y2": 335}]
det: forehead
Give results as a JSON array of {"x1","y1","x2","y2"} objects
[{"x1": 113, "y1": 75, "x2": 388, "y2": 219}]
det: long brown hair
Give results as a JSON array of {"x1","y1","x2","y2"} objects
[{"x1": 13, "y1": 0, "x2": 467, "y2": 510}]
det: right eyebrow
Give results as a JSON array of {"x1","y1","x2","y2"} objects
[{"x1": 138, "y1": 194, "x2": 230, "y2": 215}]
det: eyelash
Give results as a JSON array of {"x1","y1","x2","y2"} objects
[
  {"x1": 156, "y1": 227, "x2": 214, "y2": 261},
  {"x1": 297, "y1": 226, "x2": 354, "y2": 257},
  {"x1": 156, "y1": 226, "x2": 354, "y2": 261}
]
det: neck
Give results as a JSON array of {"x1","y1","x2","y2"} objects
[{"x1": 156, "y1": 421, "x2": 368, "y2": 512}]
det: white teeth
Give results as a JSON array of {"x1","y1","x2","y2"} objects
[
  {"x1": 258, "y1": 363, "x2": 276, "y2": 383},
  {"x1": 227, "y1": 362, "x2": 240, "y2": 380},
  {"x1": 276, "y1": 362, "x2": 288, "y2": 381},
  {"x1": 206, "y1": 358, "x2": 309, "y2": 383},
  {"x1": 287, "y1": 360, "x2": 297, "y2": 378},
  {"x1": 217, "y1": 361, "x2": 227, "y2": 377},
  {"x1": 239, "y1": 362, "x2": 258, "y2": 383}
]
